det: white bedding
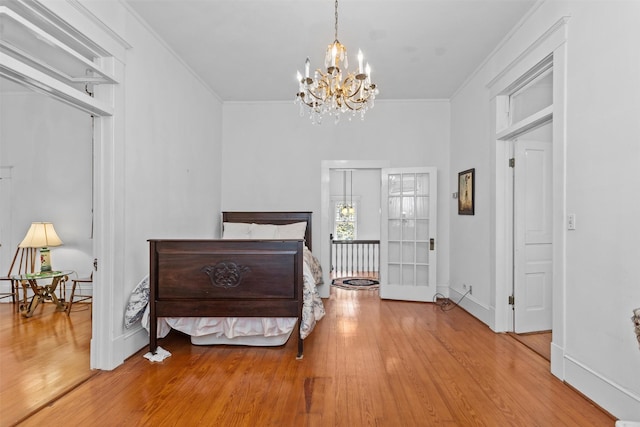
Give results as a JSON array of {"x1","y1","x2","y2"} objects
[{"x1": 137, "y1": 246, "x2": 325, "y2": 344}]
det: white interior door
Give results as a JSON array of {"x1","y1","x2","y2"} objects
[
  {"x1": 513, "y1": 136, "x2": 553, "y2": 333},
  {"x1": 380, "y1": 167, "x2": 437, "y2": 302}
]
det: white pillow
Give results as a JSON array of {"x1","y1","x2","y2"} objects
[
  {"x1": 275, "y1": 222, "x2": 307, "y2": 239},
  {"x1": 249, "y1": 223, "x2": 278, "y2": 239},
  {"x1": 222, "y1": 222, "x2": 252, "y2": 239}
]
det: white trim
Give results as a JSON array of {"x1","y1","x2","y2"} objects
[
  {"x1": 564, "y1": 355, "x2": 640, "y2": 420},
  {"x1": 121, "y1": 327, "x2": 149, "y2": 364},
  {"x1": 489, "y1": 18, "x2": 568, "y2": 386},
  {"x1": 549, "y1": 42, "x2": 568, "y2": 381},
  {"x1": 488, "y1": 17, "x2": 570, "y2": 97},
  {"x1": 90, "y1": 55, "x2": 126, "y2": 370},
  {"x1": 496, "y1": 105, "x2": 553, "y2": 141},
  {"x1": 0, "y1": 52, "x2": 114, "y2": 116},
  {"x1": 504, "y1": 57, "x2": 553, "y2": 100},
  {"x1": 448, "y1": 287, "x2": 494, "y2": 330},
  {"x1": 0, "y1": 6, "x2": 117, "y2": 84}
]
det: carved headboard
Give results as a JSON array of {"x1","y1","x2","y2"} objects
[{"x1": 221, "y1": 211, "x2": 313, "y2": 251}]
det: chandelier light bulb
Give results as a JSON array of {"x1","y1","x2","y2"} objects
[{"x1": 331, "y1": 44, "x2": 337, "y2": 67}]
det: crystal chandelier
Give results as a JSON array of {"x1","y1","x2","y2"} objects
[{"x1": 296, "y1": 0, "x2": 378, "y2": 124}]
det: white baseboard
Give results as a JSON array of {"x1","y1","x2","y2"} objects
[
  {"x1": 550, "y1": 341, "x2": 564, "y2": 379},
  {"x1": 565, "y1": 355, "x2": 640, "y2": 420},
  {"x1": 92, "y1": 325, "x2": 148, "y2": 370},
  {"x1": 122, "y1": 326, "x2": 150, "y2": 360},
  {"x1": 435, "y1": 284, "x2": 450, "y2": 299},
  {"x1": 447, "y1": 286, "x2": 493, "y2": 329}
]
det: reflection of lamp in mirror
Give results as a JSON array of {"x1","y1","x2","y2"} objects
[{"x1": 19, "y1": 222, "x2": 63, "y2": 273}]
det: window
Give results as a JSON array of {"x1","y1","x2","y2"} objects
[
  {"x1": 334, "y1": 201, "x2": 357, "y2": 240},
  {"x1": 509, "y1": 68, "x2": 553, "y2": 125}
]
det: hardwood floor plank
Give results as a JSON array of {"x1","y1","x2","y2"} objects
[
  {"x1": 509, "y1": 331, "x2": 552, "y2": 360},
  {"x1": 5, "y1": 288, "x2": 615, "y2": 426}
]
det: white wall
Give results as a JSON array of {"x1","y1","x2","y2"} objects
[
  {"x1": 15, "y1": 0, "x2": 226, "y2": 367},
  {"x1": 450, "y1": 0, "x2": 640, "y2": 418},
  {"x1": 111, "y1": 2, "x2": 224, "y2": 359},
  {"x1": 221, "y1": 100, "x2": 450, "y2": 291},
  {"x1": 0, "y1": 91, "x2": 93, "y2": 278}
]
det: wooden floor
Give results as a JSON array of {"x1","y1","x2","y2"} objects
[
  {"x1": 509, "y1": 331, "x2": 552, "y2": 361},
  {"x1": 4, "y1": 288, "x2": 615, "y2": 426},
  {"x1": 0, "y1": 301, "x2": 94, "y2": 426}
]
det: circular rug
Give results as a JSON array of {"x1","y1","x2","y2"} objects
[
  {"x1": 331, "y1": 278, "x2": 379, "y2": 290},
  {"x1": 343, "y1": 279, "x2": 379, "y2": 287}
]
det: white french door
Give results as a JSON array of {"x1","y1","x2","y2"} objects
[
  {"x1": 380, "y1": 167, "x2": 437, "y2": 302},
  {"x1": 513, "y1": 135, "x2": 553, "y2": 333}
]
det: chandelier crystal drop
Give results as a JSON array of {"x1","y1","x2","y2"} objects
[{"x1": 295, "y1": 0, "x2": 378, "y2": 124}]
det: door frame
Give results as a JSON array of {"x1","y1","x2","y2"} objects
[
  {"x1": 489, "y1": 17, "x2": 568, "y2": 379},
  {"x1": 0, "y1": 1, "x2": 130, "y2": 370},
  {"x1": 320, "y1": 160, "x2": 390, "y2": 298}
]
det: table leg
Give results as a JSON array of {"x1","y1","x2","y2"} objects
[
  {"x1": 19, "y1": 279, "x2": 43, "y2": 318},
  {"x1": 45, "y1": 276, "x2": 68, "y2": 312},
  {"x1": 19, "y1": 276, "x2": 69, "y2": 317}
]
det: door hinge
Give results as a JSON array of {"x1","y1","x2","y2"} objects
[
  {"x1": 430, "y1": 238, "x2": 435, "y2": 250},
  {"x1": 509, "y1": 158, "x2": 515, "y2": 168},
  {"x1": 508, "y1": 295, "x2": 515, "y2": 305},
  {"x1": 93, "y1": 258, "x2": 98, "y2": 271}
]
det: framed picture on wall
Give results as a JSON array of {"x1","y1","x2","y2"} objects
[{"x1": 458, "y1": 168, "x2": 475, "y2": 215}]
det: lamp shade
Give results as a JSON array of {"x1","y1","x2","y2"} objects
[{"x1": 19, "y1": 222, "x2": 63, "y2": 248}]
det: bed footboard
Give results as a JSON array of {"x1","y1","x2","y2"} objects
[{"x1": 149, "y1": 239, "x2": 305, "y2": 357}]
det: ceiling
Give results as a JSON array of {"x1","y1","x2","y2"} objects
[{"x1": 125, "y1": 0, "x2": 538, "y2": 102}]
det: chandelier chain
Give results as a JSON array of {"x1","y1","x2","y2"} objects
[{"x1": 334, "y1": 0, "x2": 339, "y2": 41}]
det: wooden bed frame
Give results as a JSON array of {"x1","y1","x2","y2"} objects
[{"x1": 148, "y1": 211, "x2": 312, "y2": 358}]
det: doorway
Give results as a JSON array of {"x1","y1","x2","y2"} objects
[
  {"x1": 329, "y1": 168, "x2": 381, "y2": 287},
  {"x1": 0, "y1": 77, "x2": 95, "y2": 424},
  {"x1": 507, "y1": 121, "x2": 553, "y2": 361},
  {"x1": 320, "y1": 161, "x2": 438, "y2": 303},
  {"x1": 321, "y1": 161, "x2": 389, "y2": 298}
]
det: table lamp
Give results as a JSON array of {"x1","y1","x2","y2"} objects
[{"x1": 19, "y1": 222, "x2": 63, "y2": 273}]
